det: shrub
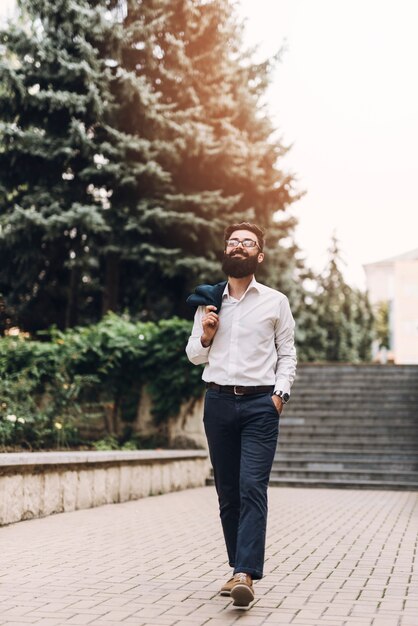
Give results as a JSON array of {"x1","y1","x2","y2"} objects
[{"x1": 0, "y1": 314, "x2": 204, "y2": 449}]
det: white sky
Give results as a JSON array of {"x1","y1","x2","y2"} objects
[
  {"x1": 2, "y1": 0, "x2": 417, "y2": 288},
  {"x1": 238, "y1": 0, "x2": 418, "y2": 287},
  {"x1": 0, "y1": 0, "x2": 15, "y2": 20}
]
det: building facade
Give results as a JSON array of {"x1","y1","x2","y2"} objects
[{"x1": 364, "y1": 249, "x2": 418, "y2": 364}]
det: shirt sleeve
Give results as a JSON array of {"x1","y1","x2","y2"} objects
[
  {"x1": 274, "y1": 296, "x2": 297, "y2": 396},
  {"x1": 185, "y1": 306, "x2": 211, "y2": 365}
]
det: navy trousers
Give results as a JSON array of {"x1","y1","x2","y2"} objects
[{"x1": 203, "y1": 389, "x2": 279, "y2": 580}]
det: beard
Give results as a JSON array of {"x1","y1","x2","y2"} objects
[{"x1": 222, "y1": 251, "x2": 259, "y2": 278}]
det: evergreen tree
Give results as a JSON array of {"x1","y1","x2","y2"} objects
[
  {"x1": 0, "y1": 0, "x2": 171, "y2": 330},
  {"x1": 0, "y1": 0, "x2": 300, "y2": 330},
  {"x1": 299, "y1": 235, "x2": 374, "y2": 362},
  {"x1": 0, "y1": 0, "x2": 116, "y2": 330},
  {"x1": 293, "y1": 278, "x2": 329, "y2": 363},
  {"x1": 113, "y1": 0, "x2": 300, "y2": 317},
  {"x1": 374, "y1": 300, "x2": 389, "y2": 350},
  {"x1": 352, "y1": 287, "x2": 374, "y2": 361}
]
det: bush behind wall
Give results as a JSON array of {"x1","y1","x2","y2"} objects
[{"x1": 0, "y1": 314, "x2": 203, "y2": 449}]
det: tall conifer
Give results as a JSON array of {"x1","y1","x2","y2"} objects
[
  {"x1": 0, "y1": 0, "x2": 170, "y2": 329},
  {"x1": 300, "y1": 236, "x2": 374, "y2": 362},
  {"x1": 0, "y1": 0, "x2": 300, "y2": 329}
]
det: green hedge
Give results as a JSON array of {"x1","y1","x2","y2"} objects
[{"x1": 0, "y1": 314, "x2": 203, "y2": 450}]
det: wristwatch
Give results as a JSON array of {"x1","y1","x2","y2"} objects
[{"x1": 274, "y1": 390, "x2": 290, "y2": 403}]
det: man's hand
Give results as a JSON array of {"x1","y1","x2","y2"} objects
[
  {"x1": 271, "y1": 394, "x2": 283, "y2": 415},
  {"x1": 201, "y1": 305, "x2": 219, "y2": 347}
]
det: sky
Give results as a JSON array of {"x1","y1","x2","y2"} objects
[
  {"x1": 238, "y1": 0, "x2": 418, "y2": 287},
  {"x1": 1, "y1": 0, "x2": 417, "y2": 288}
]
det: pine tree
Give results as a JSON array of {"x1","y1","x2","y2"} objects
[
  {"x1": 0, "y1": 0, "x2": 113, "y2": 330},
  {"x1": 0, "y1": 0, "x2": 300, "y2": 330},
  {"x1": 0, "y1": 0, "x2": 171, "y2": 330},
  {"x1": 374, "y1": 300, "x2": 389, "y2": 350},
  {"x1": 117, "y1": 0, "x2": 300, "y2": 317},
  {"x1": 301, "y1": 236, "x2": 374, "y2": 362},
  {"x1": 351, "y1": 287, "x2": 374, "y2": 361}
]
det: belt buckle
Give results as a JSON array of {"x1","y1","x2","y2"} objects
[{"x1": 233, "y1": 386, "x2": 245, "y2": 396}]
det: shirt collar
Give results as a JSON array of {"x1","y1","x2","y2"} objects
[{"x1": 222, "y1": 276, "x2": 260, "y2": 299}]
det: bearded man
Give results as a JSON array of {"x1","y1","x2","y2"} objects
[{"x1": 186, "y1": 222, "x2": 297, "y2": 609}]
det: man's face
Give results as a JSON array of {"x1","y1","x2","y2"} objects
[{"x1": 222, "y1": 229, "x2": 264, "y2": 278}]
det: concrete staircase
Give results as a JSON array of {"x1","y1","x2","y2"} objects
[{"x1": 272, "y1": 364, "x2": 418, "y2": 490}]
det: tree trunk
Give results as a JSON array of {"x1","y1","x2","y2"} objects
[
  {"x1": 65, "y1": 265, "x2": 80, "y2": 329},
  {"x1": 102, "y1": 252, "x2": 120, "y2": 315}
]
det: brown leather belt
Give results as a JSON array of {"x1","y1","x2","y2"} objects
[{"x1": 206, "y1": 382, "x2": 274, "y2": 396}]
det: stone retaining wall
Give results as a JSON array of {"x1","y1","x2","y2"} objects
[{"x1": 0, "y1": 450, "x2": 209, "y2": 526}]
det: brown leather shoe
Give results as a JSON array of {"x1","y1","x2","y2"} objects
[
  {"x1": 219, "y1": 576, "x2": 235, "y2": 596},
  {"x1": 230, "y1": 572, "x2": 254, "y2": 608}
]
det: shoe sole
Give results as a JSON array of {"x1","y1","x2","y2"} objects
[
  {"x1": 230, "y1": 583, "x2": 255, "y2": 608},
  {"x1": 219, "y1": 590, "x2": 231, "y2": 596},
  {"x1": 232, "y1": 597, "x2": 255, "y2": 610},
  {"x1": 233, "y1": 601, "x2": 255, "y2": 611}
]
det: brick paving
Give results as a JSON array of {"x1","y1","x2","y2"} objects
[{"x1": 0, "y1": 486, "x2": 417, "y2": 626}]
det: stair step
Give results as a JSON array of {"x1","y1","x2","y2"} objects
[
  {"x1": 278, "y1": 441, "x2": 418, "y2": 451},
  {"x1": 296, "y1": 377, "x2": 418, "y2": 380},
  {"x1": 269, "y1": 467, "x2": 418, "y2": 482},
  {"x1": 268, "y1": 477, "x2": 418, "y2": 491},
  {"x1": 279, "y1": 425, "x2": 418, "y2": 434},
  {"x1": 284, "y1": 415, "x2": 418, "y2": 421},
  {"x1": 272, "y1": 460, "x2": 418, "y2": 471},
  {"x1": 264, "y1": 364, "x2": 418, "y2": 490},
  {"x1": 279, "y1": 436, "x2": 418, "y2": 445},
  {"x1": 275, "y1": 450, "x2": 418, "y2": 461},
  {"x1": 285, "y1": 402, "x2": 418, "y2": 408},
  {"x1": 206, "y1": 476, "x2": 418, "y2": 491}
]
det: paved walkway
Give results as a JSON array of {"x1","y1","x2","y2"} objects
[{"x1": 0, "y1": 486, "x2": 417, "y2": 626}]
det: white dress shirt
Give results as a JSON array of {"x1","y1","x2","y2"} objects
[{"x1": 186, "y1": 277, "x2": 297, "y2": 395}]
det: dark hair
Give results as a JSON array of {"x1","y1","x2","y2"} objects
[{"x1": 224, "y1": 222, "x2": 265, "y2": 251}]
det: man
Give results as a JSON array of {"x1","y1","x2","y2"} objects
[{"x1": 186, "y1": 222, "x2": 297, "y2": 609}]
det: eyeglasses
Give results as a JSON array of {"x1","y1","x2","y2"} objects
[{"x1": 225, "y1": 238, "x2": 260, "y2": 249}]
